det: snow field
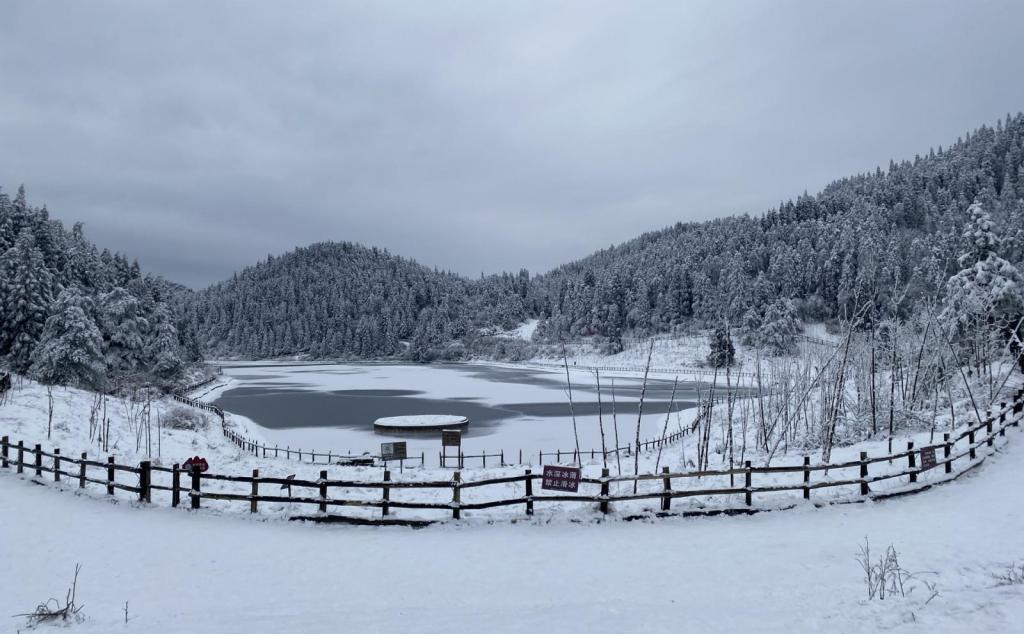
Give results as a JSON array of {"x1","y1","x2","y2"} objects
[
  {"x1": 4, "y1": 416, "x2": 1024, "y2": 632},
  {"x1": 2, "y1": 375, "x2": 1022, "y2": 526}
]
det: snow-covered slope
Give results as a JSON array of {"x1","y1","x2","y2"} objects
[{"x1": 3, "y1": 423, "x2": 1024, "y2": 632}]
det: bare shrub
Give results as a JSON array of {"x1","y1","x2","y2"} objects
[
  {"x1": 856, "y1": 538, "x2": 938, "y2": 603},
  {"x1": 14, "y1": 563, "x2": 84, "y2": 627},
  {"x1": 992, "y1": 562, "x2": 1024, "y2": 586}
]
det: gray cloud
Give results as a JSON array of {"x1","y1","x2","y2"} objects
[{"x1": 2, "y1": 0, "x2": 1023, "y2": 287}]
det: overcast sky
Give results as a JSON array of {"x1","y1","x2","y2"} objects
[{"x1": 2, "y1": 1, "x2": 1023, "y2": 288}]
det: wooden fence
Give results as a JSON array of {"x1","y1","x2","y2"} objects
[{"x1": 4, "y1": 388, "x2": 1022, "y2": 526}]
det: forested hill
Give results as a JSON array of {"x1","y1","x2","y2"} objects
[
  {"x1": 188, "y1": 113, "x2": 1024, "y2": 361},
  {"x1": 11, "y1": 111, "x2": 1016, "y2": 372},
  {"x1": 526, "y1": 113, "x2": 1024, "y2": 347},
  {"x1": 0, "y1": 186, "x2": 199, "y2": 389},
  {"x1": 186, "y1": 242, "x2": 530, "y2": 360}
]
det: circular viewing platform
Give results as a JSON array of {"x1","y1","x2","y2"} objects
[{"x1": 373, "y1": 414, "x2": 469, "y2": 434}]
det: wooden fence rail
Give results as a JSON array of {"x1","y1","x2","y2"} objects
[{"x1": 4, "y1": 388, "x2": 1022, "y2": 525}]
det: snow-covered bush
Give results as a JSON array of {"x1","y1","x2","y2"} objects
[{"x1": 162, "y1": 405, "x2": 209, "y2": 431}]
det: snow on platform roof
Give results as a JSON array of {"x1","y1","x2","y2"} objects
[{"x1": 372, "y1": 415, "x2": 469, "y2": 430}]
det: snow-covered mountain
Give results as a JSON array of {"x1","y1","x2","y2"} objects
[{"x1": 183, "y1": 113, "x2": 1024, "y2": 360}]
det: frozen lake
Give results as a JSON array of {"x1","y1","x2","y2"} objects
[{"x1": 212, "y1": 363, "x2": 715, "y2": 458}]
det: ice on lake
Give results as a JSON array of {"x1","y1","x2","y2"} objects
[{"x1": 214, "y1": 362, "x2": 709, "y2": 457}]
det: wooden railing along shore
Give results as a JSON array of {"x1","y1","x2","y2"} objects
[{"x1": 4, "y1": 388, "x2": 1021, "y2": 527}]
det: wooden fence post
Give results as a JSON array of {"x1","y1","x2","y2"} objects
[
  {"x1": 859, "y1": 452, "x2": 869, "y2": 495},
  {"x1": 139, "y1": 460, "x2": 151, "y2": 502},
  {"x1": 986, "y1": 416, "x2": 994, "y2": 447},
  {"x1": 802, "y1": 456, "x2": 810, "y2": 500},
  {"x1": 106, "y1": 456, "x2": 116, "y2": 495},
  {"x1": 907, "y1": 442, "x2": 917, "y2": 483},
  {"x1": 251, "y1": 469, "x2": 259, "y2": 513},
  {"x1": 190, "y1": 466, "x2": 201, "y2": 509},
  {"x1": 382, "y1": 469, "x2": 391, "y2": 517},
  {"x1": 943, "y1": 433, "x2": 952, "y2": 474},
  {"x1": 17, "y1": 441, "x2": 24, "y2": 474},
  {"x1": 1000, "y1": 403, "x2": 1007, "y2": 436},
  {"x1": 34, "y1": 444, "x2": 42, "y2": 477},
  {"x1": 318, "y1": 470, "x2": 328, "y2": 513},
  {"x1": 53, "y1": 449, "x2": 61, "y2": 482},
  {"x1": 1, "y1": 435, "x2": 8, "y2": 468},
  {"x1": 969, "y1": 429, "x2": 976, "y2": 460},
  {"x1": 525, "y1": 468, "x2": 534, "y2": 516},
  {"x1": 79, "y1": 452, "x2": 87, "y2": 488},
  {"x1": 172, "y1": 464, "x2": 180, "y2": 507},
  {"x1": 744, "y1": 461, "x2": 752, "y2": 506},
  {"x1": 599, "y1": 468, "x2": 610, "y2": 514},
  {"x1": 452, "y1": 471, "x2": 461, "y2": 520},
  {"x1": 661, "y1": 466, "x2": 671, "y2": 512}
]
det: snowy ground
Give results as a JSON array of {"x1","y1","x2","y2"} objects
[
  {"x1": 3, "y1": 364, "x2": 1024, "y2": 631},
  {"x1": 519, "y1": 323, "x2": 836, "y2": 381},
  {"x1": 3, "y1": 420, "x2": 1024, "y2": 632}
]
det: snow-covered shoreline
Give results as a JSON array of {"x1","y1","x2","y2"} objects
[{"x1": 3, "y1": 371, "x2": 1022, "y2": 526}]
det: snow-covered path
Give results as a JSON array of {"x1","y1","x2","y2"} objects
[{"x1": 4, "y1": 431, "x2": 1024, "y2": 632}]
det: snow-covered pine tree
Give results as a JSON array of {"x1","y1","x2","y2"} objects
[
  {"x1": 146, "y1": 302, "x2": 184, "y2": 383},
  {"x1": 941, "y1": 202, "x2": 1023, "y2": 372},
  {"x1": 707, "y1": 325, "x2": 735, "y2": 367},
  {"x1": 942, "y1": 202, "x2": 1022, "y2": 328},
  {"x1": 99, "y1": 287, "x2": 149, "y2": 381},
  {"x1": 29, "y1": 289, "x2": 105, "y2": 389},
  {"x1": 0, "y1": 228, "x2": 55, "y2": 371},
  {"x1": 758, "y1": 299, "x2": 800, "y2": 356}
]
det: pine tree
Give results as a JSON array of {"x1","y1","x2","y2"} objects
[
  {"x1": 758, "y1": 299, "x2": 800, "y2": 355},
  {"x1": 942, "y1": 202, "x2": 1023, "y2": 329},
  {"x1": 1, "y1": 228, "x2": 54, "y2": 371},
  {"x1": 30, "y1": 289, "x2": 105, "y2": 389},
  {"x1": 147, "y1": 302, "x2": 184, "y2": 383},
  {"x1": 99, "y1": 287, "x2": 149, "y2": 380},
  {"x1": 707, "y1": 325, "x2": 735, "y2": 367}
]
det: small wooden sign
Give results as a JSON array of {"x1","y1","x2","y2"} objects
[
  {"x1": 381, "y1": 441, "x2": 407, "y2": 461},
  {"x1": 183, "y1": 456, "x2": 209, "y2": 473},
  {"x1": 919, "y1": 446, "x2": 938, "y2": 471},
  {"x1": 542, "y1": 465, "x2": 581, "y2": 492},
  {"x1": 442, "y1": 429, "x2": 462, "y2": 447}
]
